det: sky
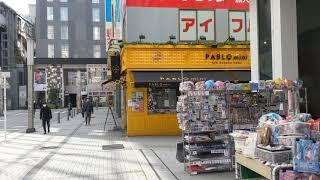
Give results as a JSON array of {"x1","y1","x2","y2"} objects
[{"x1": 1, "y1": 0, "x2": 35, "y2": 16}]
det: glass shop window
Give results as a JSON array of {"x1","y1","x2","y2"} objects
[{"x1": 148, "y1": 87, "x2": 178, "y2": 114}]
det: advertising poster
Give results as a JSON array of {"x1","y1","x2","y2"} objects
[
  {"x1": 132, "y1": 92, "x2": 144, "y2": 112},
  {"x1": 34, "y1": 71, "x2": 47, "y2": 91}
]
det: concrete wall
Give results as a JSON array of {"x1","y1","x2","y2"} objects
[
  {"x1": 36, "y1": 0, "x2": 106, "y2": 58},
  {"x1": 125, "y1": 7, "x2": 231, "y2": 43}
]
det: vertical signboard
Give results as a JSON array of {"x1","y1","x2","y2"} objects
[
  {"x1": 179, "y1": 10, "x2": 197, "y2": 41},
  {"x1": 229, "y1": 11, "x2": 246, "y2": 41},
  {"x1": 34, "y1": 71, "x2": 47, "y2": 91},
  {"x1": 197, "y1": 11, "x2": 215, "y2": 41}
]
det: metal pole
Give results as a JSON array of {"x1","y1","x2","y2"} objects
[
  {"x1": 57, "y1": 112, "x2": 60, "y2": 123},
  {"x1": 26, "y1": 38, "x2": 35, "y2": 133},
  {"x1": 3, "y1": 76, "x2": 7, "y2": 141}
]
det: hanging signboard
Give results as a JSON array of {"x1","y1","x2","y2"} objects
[
  {"x1": 197, "y1": 10, "x2": 215, "y2": 41},
  {"x1": 229, "y1": 11, "x2": 246, "y2": 41},
  {"x1": 126, "y1": 0, "x2": 249, "y2": 10},
  {"x1": 34, "y1": 71, "x2": 47, "y2": 91},
  {"x1": 179, "y1": 10, "x2": 197, "y2": 41}
]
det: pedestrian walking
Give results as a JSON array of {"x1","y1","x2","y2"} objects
[
  {"x1": 40, "y1": 103, "x2": 52, "y2": 134},
  {"x1": 68, "y1": 102, "x2": 72, "y2": 117},
  {"x1": 81, "y1": 99, "x2": 85, "y2": 118},
  {"x1": 33, "y1": 101, "x2": 37, "y2": 115},
  {"x1": 84, "y1": 98, "x2": 93, "y2": 125}
]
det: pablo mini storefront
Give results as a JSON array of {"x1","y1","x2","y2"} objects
[{"x1": 121, "y1": 44, "x2": 251, "y2": 136}]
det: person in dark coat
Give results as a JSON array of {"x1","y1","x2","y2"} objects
[
  {"x1": 40, "y1": 103, "x2": 52, "y2": 134},
  {"x1": 81, "y1": 99, "x2": 85, "y2": 118},
  {"x1": 84, "y1": 98, "x2": 93, "y2": 125}
]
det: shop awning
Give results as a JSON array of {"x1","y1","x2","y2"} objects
[{"x1": 133, "y1": 71, "x2": 251, "y2": 84}]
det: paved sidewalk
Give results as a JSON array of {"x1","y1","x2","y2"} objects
[{"x1": 0, "y1": 108, "x2": 234, "y2": 180}]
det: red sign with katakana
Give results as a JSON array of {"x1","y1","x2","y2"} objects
[{"x1": 126, "y1": 0, "x2": 249, "y2": 10}]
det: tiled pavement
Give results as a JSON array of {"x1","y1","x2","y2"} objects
[{"x1": 0, "y1": 108, "x2": 234, "y2": 180}]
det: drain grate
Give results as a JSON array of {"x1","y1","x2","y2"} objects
[
  {"x1": 102, "y1": 144, "x2": 124, "y2": 150},
  {"x1": 39, "y1": 146, "x2": 59, "y2": 150}
]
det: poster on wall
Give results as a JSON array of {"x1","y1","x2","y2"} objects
[
  {"x1": 87, "y1": 64, "x2": 107, "y2": 92},
  {"x1": 132, "y1": 92, "x2": 144, "y2": 112},
  {"x1": 197, "y1": 10, "x2": 215, "y2": 41},
  {"x1": 229, "y1": 11, "x2": 246, "y2": 41},
  {"x1": 34, "y1": 71, "x2": 47, "y2": 91},
  {"x1": 179, "y1": 10, "x2": 197, "y2": 41}
]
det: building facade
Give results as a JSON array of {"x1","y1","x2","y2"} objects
[
  {"x1": 114, "y1": 0, "x2": 251, "y2": 136},
  {"x1": 249, "y1": 0, "x2": 320, "y2": 117},
  {"x1": 35, "y1": 0, "x2": 107, "y2": 108},
  {"x1": 0, "y1": 2, "x2": 33, "y2": 110},
  {"x1": 123, "y1": 1, "x2": 250, "y2": 43}
]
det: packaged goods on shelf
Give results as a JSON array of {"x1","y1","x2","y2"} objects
[
  {"x1": 277, "y1": 135, "x2": 307, "y2": 147},
  {"x1": 178, "y1": 80, "x2": 233, "y2": 175},
  {"x1": 311, "y1": 131, "x2": 320, "y2": 141},
  {"x1": 230, "y1": 131, "x2": 260, "y2": 158},
  {"x1": 255, "y1": 147, "x2": 292, "y2": 164},
  {"x1": 177, "y1": 79, "x2": 306, "y2": 175},
  {"x1": 279, "y1": 170, "x2": 320, "y2": 180},
  {"x1": 275, "y1": 121, "x2": 310, "y2": 136},
  {"x1": 293, "y1": 139, "x2": 320, "y2": 174}
]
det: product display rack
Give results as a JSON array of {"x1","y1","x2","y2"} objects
[
  {"x1": 177, "y1": 89, "x2": 233, "y2": 175},
  {"x1": 227, "y1": 89, "x2": 269, "y2": 131}
]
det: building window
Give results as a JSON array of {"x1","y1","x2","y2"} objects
[
  {"x1": 47, "y1": 25, "x2": 54, "y2": 39},
  {"x1": 148, "y1": 87, "x2": 177, "y2": 114},
  {"x1": 92, "y1": 8, "x2": 100, "y2": 22},
  {"x1": 61, "y1": 25, "x2": 68, "y2": 40},
  {"x1": 47, "y1": 0, "x2": 53, "y2": 2},
  {"x1": 93, "y1": 45, "x2": 101, "y2": 58},
  {"x1": 47, "y1": 7, "x2": 53, "y2": 21},
  {"x1": 61, "y1": 44, "x2": 69, "y2": 58},
  {"x1": 2, "y1": 50, "x2": 8, "y2": 57},
  {"x1": 60, "y1": 7, "x2": 68, "y2": 21},
  {"x1": 92, "y1": 0, "x2": 99, "y2": 3},
  {"x1": 93, "y1": 26, "x2": 100, "y2": 40},
  {"x1": 48, "y1": 44, "x2": 54, "y2": 58},
  {"x1": 60, "y1": 0, "x2": 68, "y2": 2}
]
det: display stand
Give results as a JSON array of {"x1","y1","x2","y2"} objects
[
  {"x1": 235, "y1": 153, "x2": 293, "y2": 180},
  {"x1": 178, "y1": 88, "x2": 233, "y2": 175}
]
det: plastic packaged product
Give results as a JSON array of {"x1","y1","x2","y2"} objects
[
  {"x1": 195, "y1": 81, "x2": 206, "y2": 91},
  {"x1": 258, "y1": 113, "x2": 283, "y2": 130},
  {"x1": 214, "y1": 81, "x2": 225, "y2": 90},
  {"x1": 250, "y1": 81, "x2": 259, "y2": 92},
  {"x1": 204, "y1": 80, "x2": 215, "y2": 91},
  {"x1": 179, "y1": 81, "x2": 194, "y2": 92},
  {"x1": 293, "y1": 113, "x2": 312, "y2": 122},
  {"x1": 311, "y1": 131, "x2": 320, "y2": 141},
  {"x1": 275, "y1": 122, "x2": 310, "y2": 136},
  {"x1": 277, "y1": 135, "x2": 306, "y2": 147}
]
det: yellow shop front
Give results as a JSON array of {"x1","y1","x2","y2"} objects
[{"x1": 121, "y1": 44, "x2": 251, "y2": 136}]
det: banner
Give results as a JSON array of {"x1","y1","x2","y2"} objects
[
  {"x1": 34, "y1": 71, "x2": 47, "y2": 91},
  {"x1": 126, "y1": 0, "x2": 249, "y2": 10}
]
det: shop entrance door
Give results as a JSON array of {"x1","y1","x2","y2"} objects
[{"x1": 69, "y1": 94, "x2": 77, "y2": 107}]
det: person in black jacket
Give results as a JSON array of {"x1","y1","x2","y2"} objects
[
  {"x1": 84, "y1": 98, "x2": 93, "y2": 125},
  {"x1": 40, "y1": 103, "x2": 52, "y2": 134}
]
